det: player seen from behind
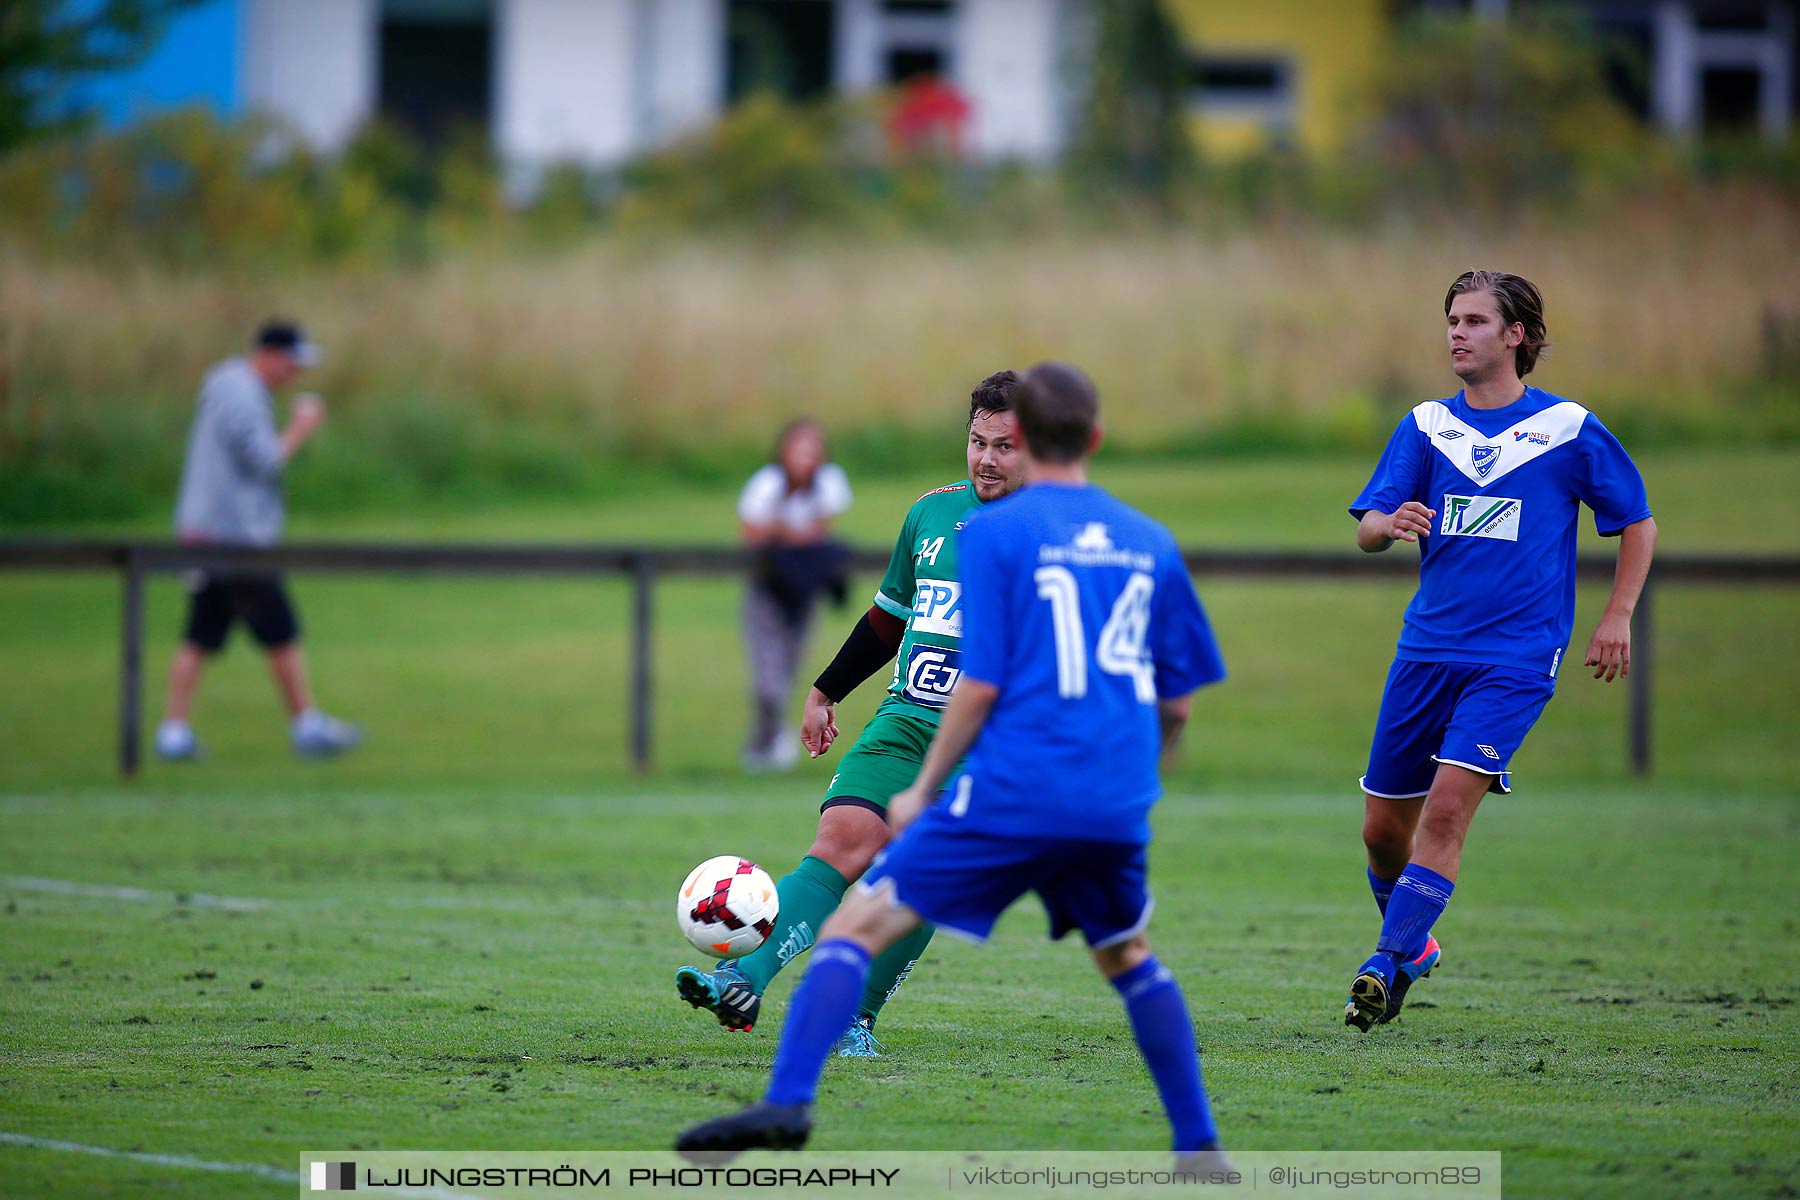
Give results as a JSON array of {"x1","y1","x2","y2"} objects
[
  {"x1": 677, "y1": 361, "x2": 1230, "y2": 1163},
  {"x1": 675, "y1": 371, "x2": 1027, "y2": 1055},
  {"x1": 1343, "y1": 270, "x2": 1657, "y2": 1031}
]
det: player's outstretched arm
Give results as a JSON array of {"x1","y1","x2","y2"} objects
[
  {"x1": 802, "y1": 606, "x2": 906, "y2": 757},
  {"x1": 1356, "y1": 502, "x2": 1436, "y2": 552},
  {"x1": 888, "y1": 679, "x2": 1000, "y2": 833},
  {"x1": 1585, "y1": 516, "x2": 1658, "y2": 683},
  {"x1": 1157, "y1": 695, "x2": 1192, "y2": 756}
]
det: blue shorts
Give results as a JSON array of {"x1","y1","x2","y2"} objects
[
  {"x1": 858, "y1": 803, "x2": 1152, "y2": 949},
  {"x1": 1361, "y1": 659, "x2": 1557, "y2": 799}
]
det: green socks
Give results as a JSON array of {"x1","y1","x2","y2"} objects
[
  {"x1": 859, "y1": 922, "x2": 935, "y2": 1021},
  {"x1": 734, "y1": 854, "x2": 937, "y2": 1023},
  {"x1": 737, "y1": 855, "x2": 848, "y2": 993}
]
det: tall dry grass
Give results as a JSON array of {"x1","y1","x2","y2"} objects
[{"x1": 2, "y1": 190, "x2": 1796, "y2": 520}]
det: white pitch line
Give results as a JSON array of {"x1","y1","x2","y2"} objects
[
  {"x1": 0, "y1": 875, "x2": 651, "y2": 913},
  {"x1": 0, "y1": 1133, "x2": 481, "y2": 1199},
  {"x1": 0, "y1": 875, "x2": 268, "y2": 910},
  {"x1": 0, "y1": 1132, "x2": 292, "y2": 1183}
]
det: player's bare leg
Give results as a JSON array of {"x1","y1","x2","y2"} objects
[
  {"x1": 677, "y1": 805, "x2": 889, "y2": 1031},
  {"x1": 1358, "y1": 792, "x2": 1441, "y2": 1022},
  {"x1": 1407, "y1": 763, "x2": 1489, "y2": 881},
  {"x1": 1362, "y1": 793, "x2": 1424, "y2": 880},
  {"x1": 1347, "y1": 765, "x2": 1485, "y2": 1029},
  {"x1": 676, "y1": 885, "x2": 919, "y2": 1160},
  {"x1": 807, "y1": 804, "x2": 889, "y2": 879}
]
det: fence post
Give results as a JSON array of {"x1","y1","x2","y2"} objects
[
  {"x1": 630, "y1": 554, "x2": 655, "y2": 773},
  {"x1": 1629, "y1": 574, "x2": 1655, "y2": 776},
  {"x1": 119, "y1": 547, "x2": 146, "y2": 779}
]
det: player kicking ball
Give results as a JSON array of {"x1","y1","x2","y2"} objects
[
  {"x1": 678, "y1": 361, "x2": 1230, "y2": 1160},
  {"x1": 1343, "y1": 270, "x2": 1656, "y2": 1030},
  {"x1": 676, "y1": 372, "x2": 1027, "y2": 1056}
]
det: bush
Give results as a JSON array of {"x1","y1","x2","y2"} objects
[{"x1": 1368, "y1": 9, "x2": 1669, "y2": 210}]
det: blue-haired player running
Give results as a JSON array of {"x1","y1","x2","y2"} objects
[
  {"x1": 1343, "y1": 270, "x2": 1657, "y2": 1031},
  {"x1": 677, "y1": 362, "x2": 1229, "y2": 1160}
]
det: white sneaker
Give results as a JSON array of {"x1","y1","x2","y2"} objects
[
  {"x1": 292, "y1": 711, "x2": 361, "y2": 759},
  {"x1": 767, "y1": 730, "x2": 801, "y2": 770},
  {"x1": 154, "y1": 721, "x2": 201, "y2": 762}
]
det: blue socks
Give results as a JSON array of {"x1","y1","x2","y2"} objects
[
  {"x1": 1367, "y1": 868, "x2": 1397, "y2": 916},
  {"x1": 764, "y1": 939, "x2": 871, "y2": 1107},
  {"x1": 1376, "y1": 864, "x2": 1454, "y2": 961},
  {"x1": 1113, "y1": 957, "x2": 1218, "y2": 1153},
  {"x1": 764, "y1": 941, "x2": 1222, "y2": 1151}
]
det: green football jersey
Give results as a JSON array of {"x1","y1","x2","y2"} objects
[{"x1": 871, "y1": 479, "x2": 985, "y2": 725}]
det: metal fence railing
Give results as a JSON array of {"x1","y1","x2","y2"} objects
[{"x1": 3, "y1": 539, "x2": 1797, "y2": 778}]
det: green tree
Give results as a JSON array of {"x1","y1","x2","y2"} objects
[
  {"x1": 1070, "y1": 0, "x2": 1196, "y2": 196},
  {"x1": 1372, "y1": 7, "x2": 1652, "y2": 206},
  {"x1": 0, "y1": 0, "x2": 202, "y2": 155}
]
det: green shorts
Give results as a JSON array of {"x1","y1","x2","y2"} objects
[{"x1": 820, "y1": 703, "x2": 938, "y2": 815}]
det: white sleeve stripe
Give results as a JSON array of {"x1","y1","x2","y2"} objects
[{"x1": 873, "y1": 592, "x2": 912, "y2": 619}]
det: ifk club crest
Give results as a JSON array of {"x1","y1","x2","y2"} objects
[{"x1": 1471, "y1": 444, "x2": 1501, "y2": 479}]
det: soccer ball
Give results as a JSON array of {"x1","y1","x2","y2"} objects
[{"x1": 676, "y1": 856, "x2": 779, "y2": 958}]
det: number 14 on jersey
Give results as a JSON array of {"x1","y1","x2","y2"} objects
[{"x1": 1033, "y1": 567, "x2": 1157, "y2": 703}]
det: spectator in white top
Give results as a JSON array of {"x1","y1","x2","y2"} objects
[{"x1": 738, "y1": 419, "x2": 853, "y2": 771}]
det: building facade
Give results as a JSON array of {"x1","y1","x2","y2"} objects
[{"x1": 62, "y1": 0, "x2": 1798, "y2": 172}]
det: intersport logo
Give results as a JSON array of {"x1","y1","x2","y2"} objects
[{"x1": 1440, "y1": 494, "x2": 1522, "y2": 542}]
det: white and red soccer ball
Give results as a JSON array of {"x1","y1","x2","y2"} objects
[{"x1": 676, "y1": 856, "x2": 779, "y2": 958}]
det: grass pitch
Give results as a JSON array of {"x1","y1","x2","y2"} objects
[
  {"x1": 2, "y1": 449, "x2": 1796, "y2": 1197},
  {"x1": 1, "y1": 785, "x2": 1795, "y2": 1199}
]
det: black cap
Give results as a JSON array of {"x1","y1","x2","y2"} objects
[{"x1": 254, "y1": 319, "x2": 320, "y2": 367}]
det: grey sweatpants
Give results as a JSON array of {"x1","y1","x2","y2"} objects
[{"x1": 743, "y1": 583, "x2": 814, "y2": 753}]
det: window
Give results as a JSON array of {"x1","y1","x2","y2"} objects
[
  {"x1": 886, "y1": 47, "x2": 945, "y2": 83},
  {"x1": 1188, "y1": 54, "x2": 1296, "y2": 130},
  {"x1": 1701, "y1": 66, "x2": 1765, "y2": 131},
  {"x1": 377, "y1": 0, "x2": 492, "y2": 145},
  {"x1": 727, "y1": 0, "x2": 837, "y2": 103}
]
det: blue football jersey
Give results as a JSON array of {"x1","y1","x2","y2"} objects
[
  {"x1": 952, "y1": 483, "x2": 1226, "y2": 845},
  {"x1": 1350, "y1": 387, "x2": 1652, "y2": 678}
]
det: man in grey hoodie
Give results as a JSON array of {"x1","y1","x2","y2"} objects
[{"x1": 155, "y1": 319, "x2": 361, "y2": 761}]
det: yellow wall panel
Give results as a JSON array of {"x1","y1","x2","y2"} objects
[{"x1": 1162, "y1": 0, "x2": 1390, "y2": 158}]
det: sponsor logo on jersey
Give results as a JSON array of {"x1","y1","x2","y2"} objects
[
  {"x1": 1073, "y1": 522, "x2": 1114, "y2": 552},
  {"x1": 1513, "y1": 430, "x2": 1552, "y2": 445},
  {"x1": 1040, "y1": 526, "x2": 1155, "y2": 572},
  {"x1": 910, "y1": 578, "x2": 963, "y2": 637},
  {"x1": 1477, "y1": 743, "x2": 1501, "y2": 760},
  {"x1": 1471, "y1": 443, "x2": 1501, "y2": 478},
  {"x1": 1438, "y1": 429, "x2": 1465, "y2": 440},
  {"x1": 1440, "y1": 494, "x2": 1523, "y2": 541},
  {"x1": 917, "y1": 482, "x2": 969, "y2": 500},
  {"x1": 901, "y1": 643, "x2": 963, "y2": 708}
]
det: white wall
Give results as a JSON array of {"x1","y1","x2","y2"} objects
[
  {"x1": 242, "y1": 0, "x2": 377, "y2": 152},
  {"x1": 957, "y1": 0, "x2": 1076, "y2": 161},
  {"x1": 495, "y1": 0, "x2": 637, "y2": 166},
  {"x1": 637, "y1": 0, "x2": 725, "y2": 148}
]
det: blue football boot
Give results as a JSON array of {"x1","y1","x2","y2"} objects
[
  {"x1": 675, "y1": 962, "x2": 762, "y2": 1032},
  {"x1": 1379, "y1": 935, "x2": 1442, "y2": 1025},
  {"x1": 833, "y1": 1014, "x2": 883, "y2": 1058}
]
